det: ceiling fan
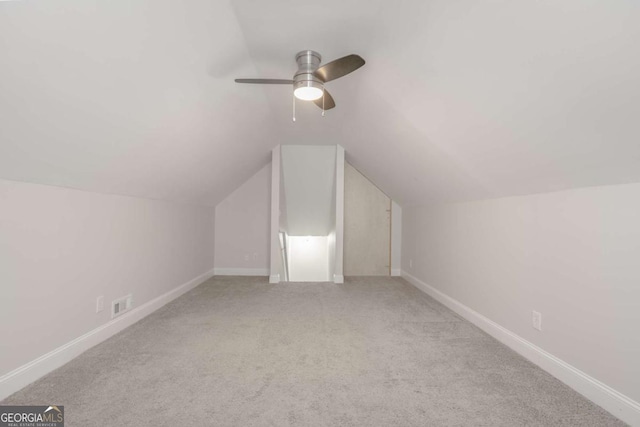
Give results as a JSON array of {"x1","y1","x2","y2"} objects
[{"x1": 235, "y1": 50, "x2": 365, "y2": 112}]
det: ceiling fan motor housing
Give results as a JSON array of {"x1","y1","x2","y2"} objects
[{"x1": 294, "y1": 50, "x2": 323, "y2": 93}]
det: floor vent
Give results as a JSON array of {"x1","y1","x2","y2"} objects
[{"x1": 112, "y1": 295, "x2": 133, "y2": 318}]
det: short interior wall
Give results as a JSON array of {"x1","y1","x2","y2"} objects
[
  {"x1": 214, "y1": 164, "x2": 271, "y2": 275},
  {"x1": 402, "y1": 181, "x2": 640, "y2": 407},
  {"x1": 0, "y1": 178, "x2": 215, "y2": 388},
  {"x1": 344, "y1": 163, "x2": 392, "y2": 276}
]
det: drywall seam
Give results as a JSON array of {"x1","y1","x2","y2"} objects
[
  {"x1": 401, "y1": 271, "x2": 640, "y2": 426},
  {"x1": 214, "y1": 268, "x2": 269, "y2": 276},
  {"x1": 0, "y1": 268, "x2": 215, "y2": 401}
]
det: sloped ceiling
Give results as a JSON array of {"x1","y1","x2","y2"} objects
[{"x1": 1, "y1": 0, "x2": 639, "y2": 206}]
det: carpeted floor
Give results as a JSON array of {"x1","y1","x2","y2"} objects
[{"x1": 2, "y1": 276, "x2": 625, "y2": 426}]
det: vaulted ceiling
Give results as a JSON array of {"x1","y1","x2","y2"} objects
[{"x1": 1, "y1": 0, "x2": 639, "y2": 206}]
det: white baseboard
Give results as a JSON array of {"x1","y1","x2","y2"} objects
[
  {"x1": 0, "y1": 268, "x2": 215, "y2": 401},
  {"x1": 402, "y1": 271, "x2": 640, "y2": 426},
  {"x1": 391, "y1": 268, "x2": 402, "y2": 277},
  {"x1": 214, "y1": 268, "x2": 269, "y2": 276},
  {"x1": 269, "y1": 274, "x2": 280, "y2": 284},
  {"x1": 333, "y1": 274, "x2": 344, "y2": 284}
]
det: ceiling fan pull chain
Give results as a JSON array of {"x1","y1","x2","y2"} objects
[{"x1": 292, "y1": 92, "x2": 296, "y2": 122}]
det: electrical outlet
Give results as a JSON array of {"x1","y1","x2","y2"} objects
[
  {"x1": 532, "y1": 310, "x2": 542, "y2": 331},
  {"x1": 96, "y1": 296, "x2": 104, "y2": 313},
  {"x1": 244, "y1": 254, "x2": 250, "y2": 261}
]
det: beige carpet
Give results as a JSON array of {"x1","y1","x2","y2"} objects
[{"x1": 2, "y1": 276, "x2": 625, "y2": 426}]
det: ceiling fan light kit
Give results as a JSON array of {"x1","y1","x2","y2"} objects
[
  {"x1": 235, "y1": 50, "x2": 365, "y2": 117},
  {"x1": 293, "y1": 50, "x2": 324, "y2": 101},
  {"x1": 293, "y1": 80, "x2": 324, "y2": 101}
]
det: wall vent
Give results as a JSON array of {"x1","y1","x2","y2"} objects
[{"x1": 112, "y1": 294, "x2": 133, "y2": 319}]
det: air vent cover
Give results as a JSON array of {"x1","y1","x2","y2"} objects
[{"x1": 112, "y1": 295, "x2": 133, "y2": 318}]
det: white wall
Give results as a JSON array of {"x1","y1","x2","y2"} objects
[
  {"x1": 0, "y1": 178, "x2": 215, "y2": 380},
  {"x1": 281, "y1": 145, "x2": 336, "y2": 236},
  {"x1": 334, "y1": 145, "x2": 345, "y2": 283},
  {"x1": 287, "y1": 236, "x2": 329, "y2": 282},
  {"x1": 214, "y1": 164, "x2": 270, "y2": 275},
  {"x1": 270, "y1": 147, "x2": 282, "y2": 283},
  {"x1": 402, "y1": 182, "x2": 640, "y2": 406},
  {"x1": 327, "y1": 230, "x2": 336, "y2": 281}
]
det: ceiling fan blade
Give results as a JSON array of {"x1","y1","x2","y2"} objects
[
  {"x1": 235, "y1": 79, "x2": 293, "y2": 84},
  {"x1": 314, "y1": 54, "x2": 365, "y2": 83},
  {"x1": 313, "y1": 89, "x2": 336, "y2": 110}
]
